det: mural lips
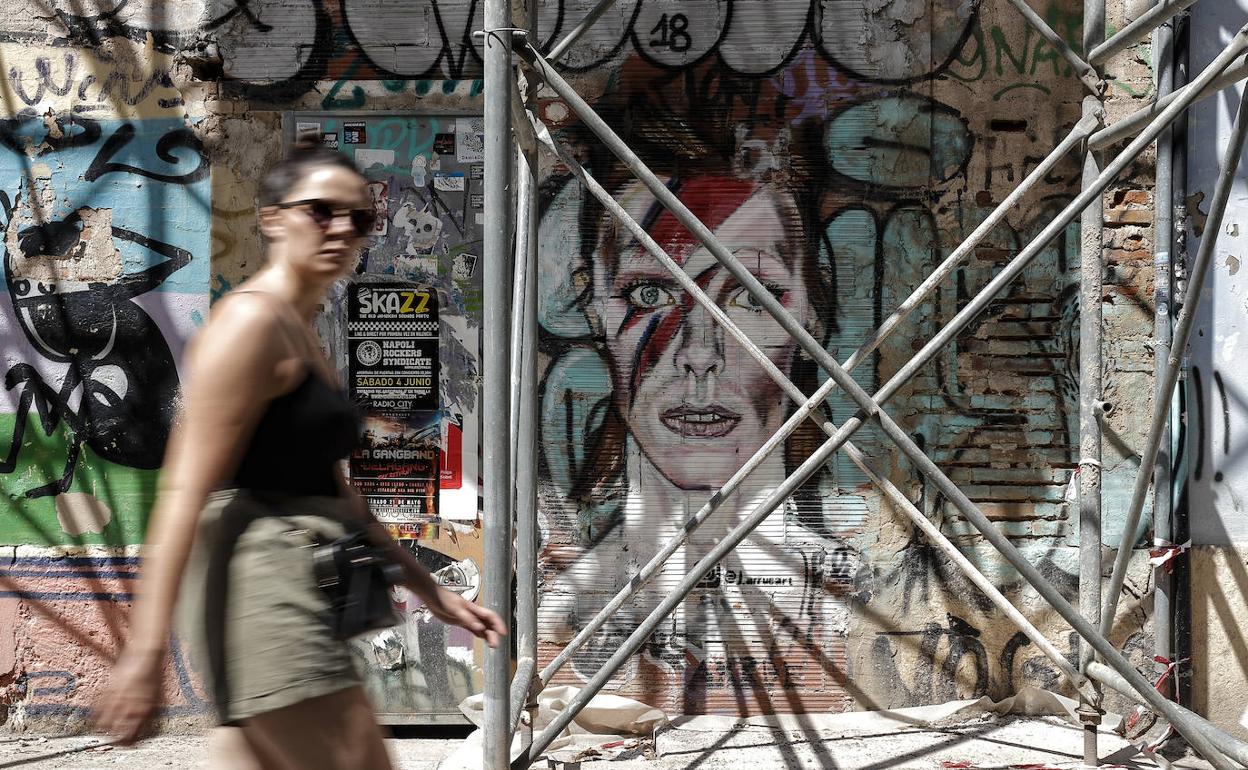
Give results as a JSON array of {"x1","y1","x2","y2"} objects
[{"x1": 659, "y1": 403, "x2": 741, "y2": 438}]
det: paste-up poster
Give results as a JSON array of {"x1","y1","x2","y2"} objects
[
  {"x1": 455, "y1": 117, "x2": 485, "y2": 162},
  {"x1": 347, "y1": 283, "x2": 440, "y2": 531}
]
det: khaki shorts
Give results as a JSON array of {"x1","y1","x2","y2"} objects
[{"x1": 177, "y1": 489, "x2": 361, "y2": 724}]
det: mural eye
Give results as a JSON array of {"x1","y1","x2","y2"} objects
[
  {"x1": 728, "y1": 286, "x2": 765, "y2": 312},
  {"x1": 37, "y1": 282, "x2": 55, "y2": 295},
  {"x1": 728, "y1": 285, "x2": 784, "y2": 312},
  {"x1": 626, "y1": 283, "x2": 675, "y2": 309},
  {"x1": 14, "y1": 279, "x2": 30, "y2": 296}
]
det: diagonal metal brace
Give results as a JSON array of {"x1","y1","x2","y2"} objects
[{"x1": 1002, "y1": 0, "x2": 1103, "y2": 93}]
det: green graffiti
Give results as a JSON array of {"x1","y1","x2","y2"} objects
[
  {"x1": 949, "y1": 15, "x2": 1081, "y2": 86},
  {"x1": 323, "y1": 77, "x2": 367, "y2": 110},
  {"x1": 0, "y1": 415, "x2": 157, "y2": 546}
]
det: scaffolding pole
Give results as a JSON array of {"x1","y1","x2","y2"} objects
[
  {"x1": 546, "y1": 0, "x2": 619, "y2": 61},
  {"x1": 1003, "y1": 0, "x2": 1102, "y2": 93},
  {"x1": 1088, "y1": 0, "x2": 1199, "y2": 65},
  {"x1": 1078, "y1": 0, "x2": 1107, "y2": 762},
  {"x1": 1087, "y1": 662, "x2": 1248, "y2": 766},
  {"x1": 1089, "y1": 52, "x2": 1248, "y2": 148},
  {"x1": 510, "y1": 12, "x2": 542, "y2": 749},
  {"x1": 479, "y1": 3, "x2": 1248, "y2": 768},
  {"x1": 481, "y1": 0, "x2": 514, "y2": 767},
  {"x1": 1150, "y1": 0, "x2": 1178, "y2": 718},
  {"x1": 1099, "y1": 63, "x2": 1248, "y2": 650},
  {"x1": 506, "y1": 60, "x2": 540, "y2": 750}
]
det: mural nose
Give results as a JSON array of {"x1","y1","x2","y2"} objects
[{"x1": 675, "y1": 305, "x2": 724, "y2": 378}]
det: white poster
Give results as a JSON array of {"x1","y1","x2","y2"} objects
[{"x1": 455, "y1": 117, "x2": 485, "y2": 163}]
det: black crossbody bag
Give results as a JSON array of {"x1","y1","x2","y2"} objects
[{"x1": 309, "y1": 523, "x2": 405, "y2": 640}]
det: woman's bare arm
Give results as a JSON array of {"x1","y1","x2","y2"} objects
[
  {"x1": 93, "y1": 295, "x2": 297, "y2": 741},
  {"x1": 335, "y1": 473, "x2": 506, "y2": 648},
  {"x1": 126, "y1": 296, "x2": 296, "y2": 652}
]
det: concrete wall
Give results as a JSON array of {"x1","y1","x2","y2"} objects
[
  {"x1": 0, "y1": 0, "x2": 1167, "y2": 729},
  {"x1": 1185, "y1": 1, "x2": 1248, "y2": 739}
]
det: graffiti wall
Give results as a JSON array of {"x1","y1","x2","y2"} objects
[
  {"x1": 0, "y1": 0, "x2": 1165, "y2": 726},
  {"x1": 0, "y1": 34, "x2": 211, "y2": 727},
  {"x1": 521, "y1": 0, "x2": 1156, "y2": 714}
]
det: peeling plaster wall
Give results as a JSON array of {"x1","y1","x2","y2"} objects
[{"x1": 0, "y1": 0, "x2": 1171, "y2": 729}]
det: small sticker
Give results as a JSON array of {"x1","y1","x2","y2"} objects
[
  {"x1": 295, "y1": 121, "x2": 321, "y2": 138},
  {"x1": 455, "y1": 117, "x2": 484, "y2": 162},
  {"x1": 433, "y1": 133, "x2": 456, "y2": 155},
  {"x1": 321, "y1": 131, "x2": 339, "y2": 149},
  {"x1": 452, "y1": 252, "x2": 478, "y2": 280},
  {"x1": 344, "y1": 121, "x2": 367, "y2": 144},
  {"x1": 469, "y1": 164, "x2": 484, "y2": 181},
  {"x1": 433, "y1": 172, "x2": 465, "y2": 191},
  {"x1": 411, "y1": 155, "x2": 429, "y2": 186},
  {"x1": 469, "y1": 192, "x2": 484, "y2": 209},
  {"x1": 367, "y1": 181, "x2": 389, "y2": 236},
  {"x1": 475, "y1": 212, "x2": 485, "y2": 225},
  {"x1": 396, "y1": 203, "x2": 442, "y2": 249},
  {"x1": 355, "y1": 148, "x2": 395, "y2": 172}
]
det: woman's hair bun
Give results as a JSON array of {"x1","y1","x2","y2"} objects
[{"x1": 257, "y1": 126, "x2": 363, "y2": 207}]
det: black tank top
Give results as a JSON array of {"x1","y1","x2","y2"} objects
[
  {"x1": 232, "y1": 365, "x2": 361, "y2": 497},
  {"x1": 225, "y1": 290, "x2": 362, "y2": 497}
]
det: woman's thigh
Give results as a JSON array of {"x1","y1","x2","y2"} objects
[
  {"x1": 208, "y1": 726, "x2": 280, "y2": 770},
  {"x1": 240, "y1": 686, "x2": 393, "y2": 770}
]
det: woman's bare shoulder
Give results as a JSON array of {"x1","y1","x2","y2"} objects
[{"x1": 186, "y1": 292, "x2": 296, "y2": 383}]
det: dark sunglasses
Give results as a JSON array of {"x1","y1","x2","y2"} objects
[{"x1": 274, "y1": 198, "x2": 377, "y2": 237}]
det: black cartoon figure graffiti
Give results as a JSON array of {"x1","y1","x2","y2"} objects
[{"x1": 0, "y1": 192, "x2": 190, "y2": 498}]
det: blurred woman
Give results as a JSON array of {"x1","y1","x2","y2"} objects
[{"x1": 93, "y1": 137, "x2": 504, "y2": 768}]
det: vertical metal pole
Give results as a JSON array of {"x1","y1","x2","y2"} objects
[
  {"x1": 1169, "y1": 8, "x2": 1193, "y2": 709},
  {"x1": 1151, "y1": 0, "x2": 1177, "y2": 702},
  {"x1": 482, "y1": 1, "x2": 515, "y2": 767},
  {"x1": 513, "y1": 1, "x2": 541, "y2": 760},
  {"x1": 1079, "y1": 0, "x2": 1106, "y2": 762}
]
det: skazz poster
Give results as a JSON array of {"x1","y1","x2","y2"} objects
[{"x1": 347, "y1": 283, "x2": 440, "y2": 534}]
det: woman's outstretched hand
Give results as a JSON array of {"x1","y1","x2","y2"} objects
[
  {"x1": 90, "y1": 647, "x2": 165, "y2": 746},
  {"x1": 421, "y1": 587, "x2": 507, "y2": 649}
]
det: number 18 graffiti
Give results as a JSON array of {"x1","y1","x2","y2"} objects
[{"x1": 648, "y1": 13, "x2": 693, "y2": 53}]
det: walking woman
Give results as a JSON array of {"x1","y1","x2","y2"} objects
[{"x1": 93, "y1": 136, "x2": 505, "y2": 768}]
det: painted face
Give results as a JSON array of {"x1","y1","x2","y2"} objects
[
  {"x1": 594, "y1": 178, "x2": 812, "y2": 491},
  {"x1": 264, "y1": 164, "x2": 373, "y2": 280}
]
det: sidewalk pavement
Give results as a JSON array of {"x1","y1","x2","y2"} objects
[{"x1": 0, "y1": 715, "x2": 1216, "y2": 770}]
